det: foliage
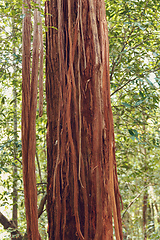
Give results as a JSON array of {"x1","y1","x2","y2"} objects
[{"x1": 106, "y1": 0, "x2": 160, "y2": 238}]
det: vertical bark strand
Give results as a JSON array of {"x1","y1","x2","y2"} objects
[
  {"x1": 100, "y1": 0, "x2": 123, "y2": 238},
  {"x1": 27, "y1": 4, "x2": 40, "y2": 240},
  {"x1": 45, "y1": 0, "x2": 59, "y2": 239},
  {"x1": 22, "y1": 0, "x2": 31, "y2": 237},
  {"x1": 12, "y1": 86, "x2": 18, "y2": 227},
  {"x1": 22, "y1": 0, "x2": 41, "y2": 239},
  {"x1": 12, "y1": 16, "x2": 18, "y2": 233},
  {"x1": 46, "y1": 0, "x2": 123, "y2": 239},
  {"x1": 88, "y1": 2, "x2": 103, "y2": 239},
  {"x1": 38, "y1": 0, "x2": 44, "y2": 117}
]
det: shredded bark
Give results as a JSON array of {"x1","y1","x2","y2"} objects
[
  {"x1": 38, "y1": 0, "x2": 44, "y2": 117},
  {"x1": 45, "y1": 0, "x2": 123, "y2": 239},
  {"x1": 22, "y1": 0, "x2": 42, "y2": 239}
]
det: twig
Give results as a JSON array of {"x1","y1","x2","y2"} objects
[
  {"x1": 38, "y1": 193, "x2": 47, "y2": 218},
  {"x1": 111, "y1": 77, "x2": 137, "y2": 96},
  {"x1": 122, "y1": 184, "x2": 150, "y2": 218},
  {"x1": 36, "y1": 151, "x2": 45, "y2": 194}
]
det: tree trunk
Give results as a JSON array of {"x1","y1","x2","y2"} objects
[
  {"x1": 45, "y1": 0, "x2": 123, "y2": 239},
  {"x1": 22, "y1": 0, "x2": 41, "y2": 239},
  {"x1": 12, "y1": 56, "x2": 18, "y2": 240},
  {"x1": 143, "y1": 189, "x2": 148, "y2": 240},
  {"x1": 12, "y1": 17, "x2": 18, "y2": 238},
  {"x1": 142, "y1": 122, "x2": 148, "y2": 240}
]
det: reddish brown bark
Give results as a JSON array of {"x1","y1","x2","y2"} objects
[
  {"x1": 45, "y1": 0, "x2": 123, "y2": 239},
  {"x1": 22, "y1": 0, "x2": 41, "y2": 239},
  {"x1": 38, "y1": 2, "x2": 44, "y2": 117}
]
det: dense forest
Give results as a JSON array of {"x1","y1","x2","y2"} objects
[{"x1": 0, "y1": 0, "x2": 160, "y2": 239}]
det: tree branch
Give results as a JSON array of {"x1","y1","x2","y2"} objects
[
  {"x1": 0, "y1": 212, "x2": 23, "y2": 240},
  {"x1": 110, "y1": 26, "x2": 135, "y2": 82},
  {"x1": 36, "y1": 151, "x2": 45, "y2": 194},
  {"x1": 111, "y1": 77, "x2": 137, "y2": 96},
  {"x1": 0, "y1": 193, "x2": 47, "y2": 239},
  {"x1": 38, "y1": 193, "x2": 47, "y2": 218},
  {"x1": 122, "y1": 184, "x2": 150, "y2": 218}
]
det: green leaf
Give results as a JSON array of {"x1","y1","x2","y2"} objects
[
  {"x1": 128, "y1": 129, "x2": 135, "y2": 136},
  {"x1": 122, "y1": 102, "x2": 131, "y2": 108},
  {"x1": 1, "y1": 167, "x2": 8, "y2": 172},
  {"x1": 134, "y1": 100, "x2": 143, "y2": 107},
  {"x1": 1, "y1": 96, "x2": 6, "y2": 104},
  {"x1": 145, "y1": 78, "x2": 155, "y2": 87},
  {"x1": 50, "y1": 26, "x2": 58, "y2": 31},
  {"x1": 128, "y1": 129, "x2": 138, "y2": 137}
]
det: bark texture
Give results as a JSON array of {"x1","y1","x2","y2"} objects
[
  {"x1": 45, "y1": 0, "x2": 123, "y2": 239},
  {"x1": 22, "y1": 0, "x2": 42, "y2": 239}
]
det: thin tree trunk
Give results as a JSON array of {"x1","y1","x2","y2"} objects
[
  {"x1": 22, "y1": 0, "x2": 41, "y2": 239},
  {"x1": 12, "y1": 16, "x2": 18, "y2": 240},
  {"x1": 142, "y1": 122, "x2": 148, "y2": 240},
  {"x1": 12, "y1": 66, "x2": 18, "y2": 239},
  {"x1": 45, "y1": 0, "x2": 123, "y2": 239},
  {"x1": 143, "y1": 188, "x2": 148, "y2": 240},
  {"x1": 12, "y1": 31, "x2": 18, "y2": 226}
]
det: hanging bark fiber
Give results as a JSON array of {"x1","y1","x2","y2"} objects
[
  {"x1": 45, "y1": 0, "x2": 123, "y2": 239},
  {"x1": 22, "y1": 0, "x2": 42, "y2": 239}
]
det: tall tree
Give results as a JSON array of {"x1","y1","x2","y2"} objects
[
  {"x1": 12, "y1": 15, "x2": 18, "y2": 240},
  {"x1": 22, "y1": 0, "x2": 41, "y2": 239},
  {"x1": 45, "y1": 0, "x2": 123, "y2": 239}
]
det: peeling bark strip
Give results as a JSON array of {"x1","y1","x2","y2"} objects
[
  {"x1": 22, "y1": 0, "x2": 42, "y2": 239},
  {"x1": 38, "y1": 0, "x2": 44, "y2": 117},
  {"x1": 46, "y1": 0, "x2": 123, "y2": 239}
]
